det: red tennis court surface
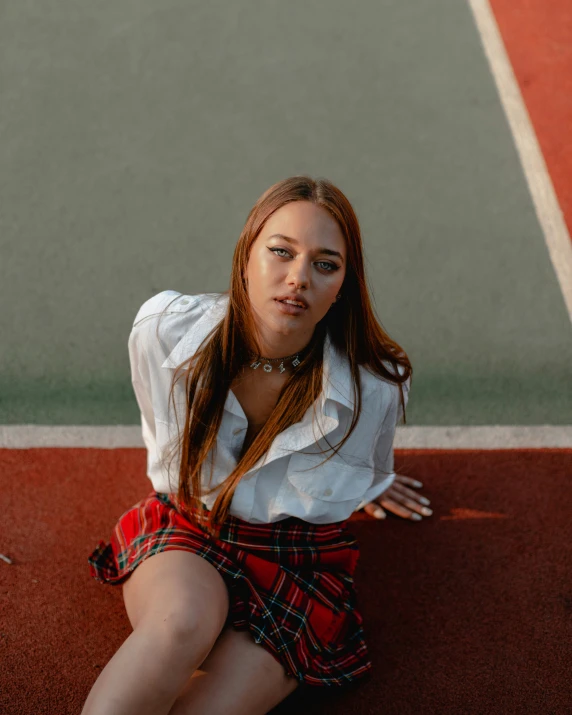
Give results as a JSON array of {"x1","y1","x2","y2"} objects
[
  {"x1": 1, "y1": 446, "x2": 571, "y2": 714},
  {"x1": 489, "y1": 0, "x2": 572, "y2": 241}
]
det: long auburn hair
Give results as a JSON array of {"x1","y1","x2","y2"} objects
[{"x1": 155, "y1": 175, "x2": 412, "y2": 537}]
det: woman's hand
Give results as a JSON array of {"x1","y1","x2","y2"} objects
[{"x1": 362, "y1": 473, "x2": 432, "y2": 521}]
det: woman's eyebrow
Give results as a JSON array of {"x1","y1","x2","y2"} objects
[{"x1": 268, "y1": 233, "x2": 343, "y2": 260}]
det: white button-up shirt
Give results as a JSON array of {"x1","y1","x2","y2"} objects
[{"x1": 128, "y1": 290, "x2": 410, "y2": 524}]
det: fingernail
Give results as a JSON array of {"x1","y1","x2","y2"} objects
[
  {"x1": 420, "y1": 497, "x2": 430, "y2": 505},
  {"x1": 373, "y1": 509, "x2": 386, "y2": 519},
  {"x1": 422, "y1": 507, "x2": 432, "y2": 515},
  {"x1": 414, "y1": 481, "x2": 423, "y2": 487},
  {"x1": 411, "y1": 513, "x2": 422, "y2": 520}
]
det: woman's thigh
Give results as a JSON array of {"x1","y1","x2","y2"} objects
[
  {"x1": 168, "y1": 625, "x2": 300, "y2": 715},
  {"x1": 122, "y1": 548, "x2": 230, "y2": 647}
]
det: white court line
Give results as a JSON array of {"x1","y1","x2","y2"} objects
[
  {"x1": 468, "y1": 0, "x2": 572, "y2": 326},
  {"x1": 1, "y1": 425, "x2": 571, "y2": 449}
]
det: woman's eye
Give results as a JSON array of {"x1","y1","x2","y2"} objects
[
  {"x1": 316, "y1": 261, "x2": 337, "y2": 272},
  {"x1": 269, "y1": 247, "x2": 338, "y2": 272}
]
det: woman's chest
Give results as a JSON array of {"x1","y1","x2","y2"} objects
[
  {"x1": 230, "y1": 368, "x2": 289, "y2": 422},
  {"x1": 230, "y1": 372, "x2": 288, "y2": 456}
]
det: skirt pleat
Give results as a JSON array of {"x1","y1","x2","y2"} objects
[{"x1": 87, "y1": 490, "x2": 373, "y2": 687}]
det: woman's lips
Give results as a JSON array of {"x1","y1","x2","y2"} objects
[{"x1": 274, "y1": 299, "x2": 307, "y2": 315}]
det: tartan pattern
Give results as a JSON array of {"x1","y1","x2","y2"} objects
[{"x1": 87, "y1": 490, "x2": 373, "y2": 686}]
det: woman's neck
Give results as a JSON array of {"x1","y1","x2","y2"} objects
[{"x1": 249, "y1": 327, "x2": 315, "y2": 360}]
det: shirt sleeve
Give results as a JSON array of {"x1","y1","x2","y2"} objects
[
  {"x1": 127, "y1": 290, "x2": 185, "y2": 487},
  {"x1": 354, "y1": 373, "x2": 411, "y2": 512},
  {"x1": 128, "y1": 325, "x2": 159, "y2": 475}
]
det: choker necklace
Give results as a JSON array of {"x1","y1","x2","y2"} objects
[{"x1": 248, "y1": 349, "x2": 306, "y2": 374}]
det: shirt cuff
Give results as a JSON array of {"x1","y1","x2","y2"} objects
[{"x1": 354, "y1": 472, "x2": 396, "y2": 512}]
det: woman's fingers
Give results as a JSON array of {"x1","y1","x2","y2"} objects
[
  {"x1": 378, "y1": 496, "x2": 422, "y2": 519},
  {"x1": 361, "y1": 472, "x2": 433, "y2": 521},
  {"x1": 363, "y1": 502, "x2": 386, "y2": 519},
  {"x1": 391, "y1": 480, "x2": 431, "y2": 507},
  {"x1": 394, "y1": 474, "x2": 423, "y2": 488},
  {"x1": 384, "y1": 491, "x2": 432, "y2": 518}
]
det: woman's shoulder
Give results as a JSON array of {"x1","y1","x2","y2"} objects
[
  {"x1": 360, "y1": 359, "x2": 409, "y2": 388},
  {"x1": 359, "y1": 360, "x2": 411, "y2": 416},
  {"x1": 131, "y1": 290, "x2": 222, "y2": 328},
  {"x1": 128, "y1": 291, "x2": 222, "y2": 365}
]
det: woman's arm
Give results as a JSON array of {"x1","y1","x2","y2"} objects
[
  {"x1": 354, "y1": 373, "x2": 411, "y2": 512},
  {"x1": 358, "y1": 375, "x2": 432, "y2": 521},
  {"x1": 127, "y1": 290, "x2": 192, "y2": 488},
  {"x1": 354, "y1": 419, "x2": 398, "y2": 512}
]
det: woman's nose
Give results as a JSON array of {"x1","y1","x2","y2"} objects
[{"x1": 288, "y1": 262, "x2": 310, "y2": 287}]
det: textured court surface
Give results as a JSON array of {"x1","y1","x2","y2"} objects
[{"x1": 1, "y1": 1, "x2": 571, "y2": 713}]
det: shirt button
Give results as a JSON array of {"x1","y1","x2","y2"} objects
[
  {"x1": 179, "y1": 298, "x2": 190, "y2": 305},
  {"x1": 323, "y1": 487, "x2": 333, "y2": 496},
  {"x1": 233, "y1": 428, "x2": 242, "y2": 435}
]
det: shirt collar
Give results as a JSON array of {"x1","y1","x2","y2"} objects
[{"x1": 160, "y1": 292, "x2": 354, "y2": 412}]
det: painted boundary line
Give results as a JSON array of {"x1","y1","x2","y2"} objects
[
  {"x1": 1, "y1": 425, "x2": 571, "y2": 449},
  {"x1": 468, "y1": 0, "x2": 572, "y2": 325}
]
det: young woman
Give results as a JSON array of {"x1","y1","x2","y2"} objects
[{"x1": 84, "y1": 175, "x2": 431, "y2": 715}]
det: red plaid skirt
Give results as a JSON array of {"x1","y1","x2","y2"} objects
[{"x1": 87, "y1": 490, "x2": 373, "y2": 687}]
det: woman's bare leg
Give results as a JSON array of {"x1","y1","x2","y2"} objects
[
  {"x1": 167, "y1": 626, "x2": 300, "y2": 715},
  {"x1": 81, "y1": 549, "x2": 230, "y2": 715}
]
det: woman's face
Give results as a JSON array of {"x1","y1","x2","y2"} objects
[{"x1": 245, "y1": 201, "x2": 347, "y2": 343}]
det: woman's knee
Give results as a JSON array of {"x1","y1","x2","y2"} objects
[{"x1": 122, "y1": 548, "x2": 230, "y2": 645}]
